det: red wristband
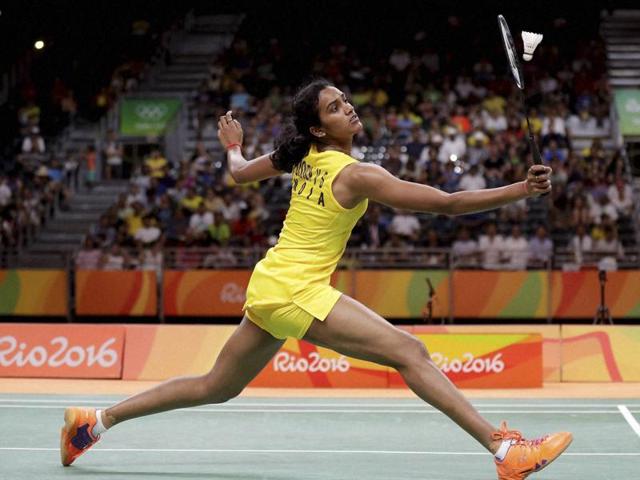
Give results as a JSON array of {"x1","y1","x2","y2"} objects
[{"x1": 226, "y1": 142, "x2": 241, "y2": 151}]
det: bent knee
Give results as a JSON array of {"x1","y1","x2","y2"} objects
[
  {"x1": 396, "y1": 334, "x2": 431, "y2": 367},
  {"x1": 199, "y1": 375, "x2": 242, "y2": 404}
]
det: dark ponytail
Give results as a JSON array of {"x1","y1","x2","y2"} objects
[{"x1": 271, "y1": 79, "x2": 333, "y2": 173}]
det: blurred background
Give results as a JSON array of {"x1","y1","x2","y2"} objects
[{"x1": 1, "y1": 0, "x2": 640, "y2": 325}]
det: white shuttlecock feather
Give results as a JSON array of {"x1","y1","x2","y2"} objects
[{"x1": 521, "y1": 31, "x2": 543, "y2": 61}]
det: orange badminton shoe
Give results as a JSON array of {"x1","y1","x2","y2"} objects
[
  {"x1": 60, "y1": 407, "x2": 101, "y2": 466},
  {"x1": 493, "y1": 421, "x2": 572, "y2": 480}
]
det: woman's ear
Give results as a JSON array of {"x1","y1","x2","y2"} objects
[{"x1": 310, "y1": 126, "x2": 325, "y2": 138}]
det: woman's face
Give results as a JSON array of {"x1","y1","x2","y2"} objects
[{"x1": 314, "y1": 87, "x2": 362, "y2": 142}]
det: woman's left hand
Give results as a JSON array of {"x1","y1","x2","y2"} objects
[
  {"x1": 524, "y1": 165, "x2": 552, "y2": 196},
  {"x1": 217, "y1": 110, "x2": 243, "y2": 148}
]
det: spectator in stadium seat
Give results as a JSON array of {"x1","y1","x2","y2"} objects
[
  {"x1": 594, "y1": 225, "x2": 624, "y2": 259},
  {"x1": 207, "y1": 210, "x2": 231, "y2": 246},
  {"x1": 466, "y1": 130, "x2": 490, "y2": 165},
  {"x1": 230, "y1": 83, "x2": 252, "y2": 113},
  {"x1": 125, "y1": 202, "x2": 145, "y2": 238},
  {"x1": 570, "y1": 195, "x2": 591, "y2": 228},
  {"x1": 137, "y1": 242, "x2": 163, "y2": 274},
  {"x1": 541, "y1": 105, "x2": 568, "y2": 147},
  {"x1": 188, "y1": 202, "x2": 214, "y2": 242},
  {"x1": 528, "y1": 225, "x2": 553, "y2": 268},
  {"x1": 438, "y1": 126, "x2": 466, "y2": 163},
  {"x1": 353, "y1": 205, "x2": 384, "y2": 250},
  {"x1": 0, "y1": 176, "x2": 12, "y2": 207},
  {"x1": 84, "y1": 145, "x2": 97, "y2": 190},
  {"x1": 440, "y1": 161, "x2": 461, "y2": 193},
  {"x1": 607, "y1": 178, "x2": 633, "y2": 218},
  {"x1": 126, "y1": 184, "x2": 147, "y2": 207},
  {"x1": 478, "y1": 222, "x2": 505, "y2": 270},
  {"x1": 503, "y1": 225, "x2": 529, "y2": 270},
  {"x1": 21, "y1": 126, "x2": 45, "y2": 154},
  {"x1": 571, "y1": 223, "x2": 593, "y2": 265},
  {"x1": 180, "y1": 187, "x2": 203, "y2": 213},
  {"x1": 567, "y1": 107, "x2": 597, "y2": 137},
  {"x1": 389, "y1": 209, "x2": 420, "y2": 245},
  {"x1": 165, "y1": 207, "x2": 189, "y2": 246},
  {"x1": 459, "y1": 164, "x2": 486, "y2": 191},
  {"x1": 543, "y1": 139, "x2": 568, "y2": 165},
  {"x1": 202, "y1": 239, "x2": 238, "y2": 268},
  {"x1": 451, "y1": 226, "x2": 478, "y2": 267},
  {"x1": 75, "y1": 236, "x2": 102, "y2": 270},
  {"x1": 104, "y1": 129, "x2": 124, "y2": 180},
  {"x1": 423, "y1": 228, "x2": 446, "y2": 266},
  {"x1": 144, "y1": 149, "x2": 168, "y2": 179},
  {"x1": 230, "y1": 208, "x2": 256, "y2": 246},
  {"x1": 482, "y1": 108, "x2": 507, "y2": 134},
  {"x1": 90, "y1": 214, "x2": 117, "y2": 246},
  {"x1": 589, "y1": 193, "x2": 618, "y2": 225},
  {"x1": 99, "y1": 243, "x2": 130, "y2": 270},
  {"x1": 134, "y1": 215, "x2": 162, "y2": 247}
]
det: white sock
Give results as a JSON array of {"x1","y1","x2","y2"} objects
[
  {"x1": 92, "y1": 409, "x2": 108, "y2": 437},
  {"x1": 494, "y1": 440, "x2": 513, "y2": 461}
]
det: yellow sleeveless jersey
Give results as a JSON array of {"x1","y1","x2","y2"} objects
[{"x1": 243, "y1": 145, "x2": 368, "y2": 321}]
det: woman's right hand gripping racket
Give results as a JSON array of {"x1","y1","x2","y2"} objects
[{"x1": 498, "y1": 14, "x2": 549, "y2": 195}]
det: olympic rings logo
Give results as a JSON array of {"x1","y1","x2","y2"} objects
[{"x1": 134, "y1": 104, "x2": 169, "y2": 120}]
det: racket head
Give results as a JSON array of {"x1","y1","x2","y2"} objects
[{"x1": 498, "y1": 15, "x2": 524, "y2": 89}]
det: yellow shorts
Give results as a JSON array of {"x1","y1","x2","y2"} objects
[{"x1": 244, "y1": 286, "x2": 342, "y2": 340}]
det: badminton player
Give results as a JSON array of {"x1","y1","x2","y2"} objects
[{"x1": 61, "y1": 79, "x2": 571, "y2": 479}]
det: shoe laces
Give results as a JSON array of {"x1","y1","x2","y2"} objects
[{"x1": 492, "y1": 421, "x2": 548, "y2": 448}]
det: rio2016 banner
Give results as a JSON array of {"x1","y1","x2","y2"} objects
[
  {"x1": 120, "y1": 98, "x2": 181, "y2": 136},
  {"x1": 76, "y1": 271, "x2": 157, "y2": 316},
  {"x1": 2, "y1": 325, "x2": 638, "y2": 384},
  {"x1": 250, "y1": 332, "x2": 542, "y2": 389},
  {"x1": 0, "y1": 324, "x2": 124, "y2": 378},
  {"x1": 0, "y1": 270, "x2": 67, "y2": 315},
  {"x1": 117, "y1": 325, "x2": 542, "y2": 388}
]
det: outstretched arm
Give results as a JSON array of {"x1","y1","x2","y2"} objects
[
  {"x1": 218, "y1": 111, "x2": 282, "y2": 184},
  {"x1": 345, "y1": 163, "x2": 551, "y2": 216}
]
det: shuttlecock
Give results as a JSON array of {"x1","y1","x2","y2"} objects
[{"x1": 521, "y1": 31, "x2": 543, "y2": 61}]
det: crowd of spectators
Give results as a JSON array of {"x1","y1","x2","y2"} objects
[
  {"x1": 76, "y1": 14, "x2": 636, "y2": 271},
  {"x1": 4, "y1": 10, "x2": 634, "y2": 270},
  {"x1": 1, "y1": 14, "x2": 179, "y2": 254}
]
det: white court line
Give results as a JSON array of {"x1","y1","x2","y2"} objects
[
  {"x1": 2, "y1": 399, "x2": 639, "y2": 408},
  {"x1": 0, "y1": 405, "x2": 631, "y2": 414},
  {"x1": 0, "y1": 447, "x2": 638, "y2": 456},
  {"x1": 618, "y1": 405, "x2": 640, "y2": 438}
]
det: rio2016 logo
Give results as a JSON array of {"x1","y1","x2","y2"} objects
[
  {"x1": 0, "y1": 336, "x2": 119, "y2": 369},
  {"x1": 430, "y1": 352, "x2": 505, "y2": 374},
  {"x1": 273, "y1": 351, "x2": 350, "y2": 373},
  {"x1": 220, "y1": 283, "x2": 246, "y2": 303}
]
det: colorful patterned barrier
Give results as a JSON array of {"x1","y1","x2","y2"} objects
[
  {"x1": 118, "y1": 325, "x2": 543, "y2": 388},
  {"x1": 2, "y1": 269, "x2": 640, "y2": 319},
  {"x1": 163, "y1": 270, "x2": 252, "y2": 316},
  {"x1": 75, "y1": 271, "x2": 157, "y2": 316},
  {"x1": 412, "y1": 325, "x2": 561, "y2": 382},
  {"x1": 1, "y1": 324, "x2": 637, "y2": 384},
  {"x1": 121, "y1": 324, "x2": 236, "y2": 380},
  {"x1": 561, "y1": 326, "x2": 640, "y2": 382},
  {"x1": 0, "y1": 270, "x2": 67, "y2": 315},
  {"x1": 0, "y1": 324, "x2": 124, "y2": 378},
  {"x1": 161, "y1": 270, "x2": 640, "y2": 319},
  {"x1": 551, "y1": 271, "x2": 640, "y2": 319}
]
